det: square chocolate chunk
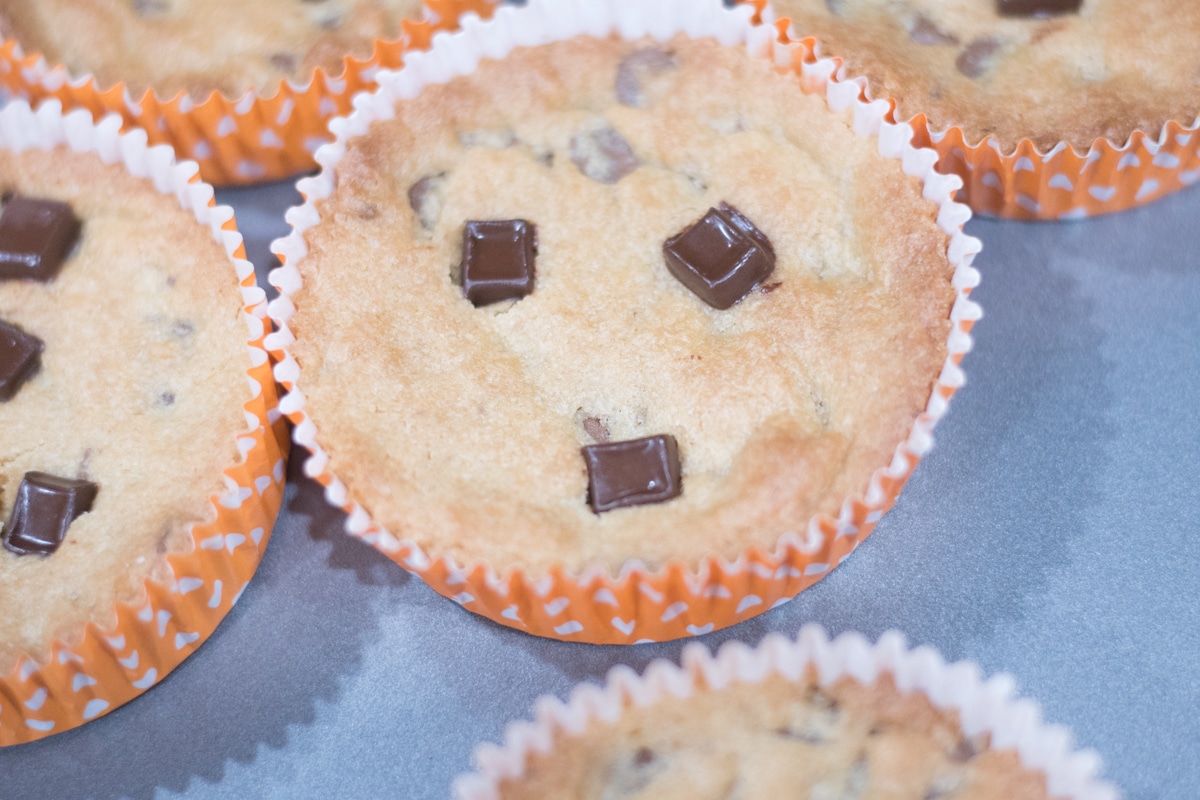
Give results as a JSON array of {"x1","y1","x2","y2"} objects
[
  {"x1": 0, "y1": 195, "x2": 82, "y2": 282},
  {"x1": 0, "y1": 319, "x2": 44, "y2": 401},
  {"x1": 996, "y1": 0, "x2": 1081, "y2": 16},
  {"x1": 663, "y1": 202, "x2": 775, "y2": 310},
  {"x1": 3, "y1": 472, "x2": 99, "y2": 556},
  {"x1": 583, "y1": 435, "x2": 681, "y2": 513},
  {"x1": 460, "y1": 220, "x2": 537, "y2": 307}
]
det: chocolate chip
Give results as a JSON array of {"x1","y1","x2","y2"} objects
[
  {"x1": 2, "y1": 472, "x2": 99, "y2": 556},
  {"x1": 407, "y1": 174, "x2": 446, "y2": 231},
  {"x1": 615, "y1": 48, "x2": 677, "y2": 108},
  {"x1": 909, "y1": 14, "x2": 959, "y2": 46},
  {"x1": 956, "y1": 36, "x2": 1003, "y2": 79},
  {"x1": 663, "y1": 202, "x2": 775, "y2": 310},
  {"x1": 760, "y1": 281, "x2": 782, "y2": 294},
  {"x1": 997, "y1": 0, "x2": 1081, "y2": 16},
  {"x1": 582, "y1": 435, "x2": 681, "y2": 513},
  {"x1": 132, "y1": 0, "x2": 170, "y2": 14},
  {"x1": 582, "y1": 416, "x2": 610, "y2": 443},
  {"x1": 0, "y1": 195, "x2": 82, "y2": 282},
  {"x1": 158, "y1": 391, "x2": 176, "y2": 406},
  {"x1": 0, "y1": 319, "x2": 43, "y2": 401},
  {"x1": 949, "y1": 736, "x2": 980, "y2": 762},
  {"x1": 569, "y1": 126, "x2": 641, "y2": 185},
  {"x1": 460, "y1": 220, "x2": 537, "y2": 307},
  {"x1": 605, "y1": 747, "x2": 665, "y2": 797},
  {"x1": 269, "y1": 52, "x2": 300, "y2": 75}
]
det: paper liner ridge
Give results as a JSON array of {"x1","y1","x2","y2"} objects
[{"x1": 266, "y1": 0, "x2": 981, "y2": 644}]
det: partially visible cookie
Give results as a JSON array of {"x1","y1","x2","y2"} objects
[
  {"x1": 0, "y1": 0, "x2": 431, "y2": 98},
  {"x1": 773, "y1": 0, "x2": 1200, "y2": 150},
  {"x1": 0, "y1": 143, "x2": 250, "y2": 673},
  {"x1": 502, "y1": 675, "x2": 1048, "y2": 800},
  {"x1": 454, "y1": 629, "x2": 1118, "y2": 800}
]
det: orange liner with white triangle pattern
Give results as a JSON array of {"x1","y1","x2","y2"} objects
[
  {"x1": 0, "y1": 0, "x2": 499, "y2": 186},
  {"x1": 769, "y1": 17, "x2": 1200, "y2": 221},
  {"x1": 0, "y1": 101, "x2": 286, "y2": 747}
]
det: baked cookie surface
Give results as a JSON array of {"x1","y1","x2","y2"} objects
[
  {"x1": 775, "y1": 0, "x2": 1200, "y2": 150},
  {"x1": 498, "y1": 671, "x2": 1051, "y2": 800},
  {"x1": 290, "y1": 34, "x2": 956, "y2": 576},
  {"x1": 0, "y1": 147, "x2": 249, "y2": 672},
  {"x1": 0, "y1": 0, "x2": 428, "y2": 98}
]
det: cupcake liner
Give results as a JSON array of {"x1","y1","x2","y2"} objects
[
  {"x1": 0, "y1": 0, "x2": 501, "y2": 186},
  {"x1": 266, "y1": 0, "x2": 981, "y2": 644},
  {"x1": 0, "y1": 100, "x2": 286, "y2": 747},
  {"x1": 452, "y1": 625, "x2": 1120, "y2": 800},
  {"x1": 771, "y1": 18, "x2": 1200, "y2": 220}
]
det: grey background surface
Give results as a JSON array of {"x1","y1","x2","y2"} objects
[{"x1": 0, "y1": 177, "x2": 1197, "y2": 799}]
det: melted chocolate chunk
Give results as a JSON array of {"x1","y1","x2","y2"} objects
[
  {"x1": 615, "y1": 48, "x2": 677, "y2": 108},
  {"x1": 0, "y1": 319, "x2": 43, "y2": 401},
  {"x1": 460, "y1": 220, "x2": 537, "y2": 306},
  {"x1": 0, "y1": 195, "x2": 82, "y2": 282},
  {"x1": 956, "y1": 36, "x2": 1003, "y2": 79},
  {"x1": 569, "y1": 126, "x2": 641, "y2": 185},
  {"x1": 582, "y1": 435, "x2": 681, "y2": 513},
  {"x1": 909, "y1": 13, "x2": 959, "y2": 46},
  {"x1": 582, "y1": 416, "x2": 610, "y2": 443},
  {"x1": 2, "y1": 472, "x2": 99, "y2": 556},
  {"x1": 997, "y1": 0, "x2": 1081, "y2": 16},
  {"x1": 663, "y1": 202, "x2": 776, "y2": 309}
]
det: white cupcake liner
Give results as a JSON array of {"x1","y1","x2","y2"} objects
[{"x1": 453, "y1": 625, "x2": 1120, "y2": 800}]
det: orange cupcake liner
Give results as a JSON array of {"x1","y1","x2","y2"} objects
[
  {"x1": 0, "y1": 100, "x2": 287, "y2": 747},
  {"x1": 0, "y1": 0, "x2": 500, "y2": 186},
  {"x1": 771, "y1": 19, "x2": 1200, "y2": 220},
  {"x1": 266, "y1": 0, "x2": 980, "y2": 645}
]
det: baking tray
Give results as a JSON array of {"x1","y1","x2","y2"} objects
[{"x1": 1, "y1": 177, "x2": 1197, "y2": 800}]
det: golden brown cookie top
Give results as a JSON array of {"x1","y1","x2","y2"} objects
[
  {"x1": 0, "y1": 147, "x2": 250, "y2": 672},
  {"x1": 0, "y1": 0, "x2": 429, "y2": 98},
  {"x1": 775, "y1": 0, "x2": 1200, "y2": 150},
  {"x1": 289, "y1": 34, "x2": 956, "y2": 576},
  {"x1": 500, "y1": 672, "x2": 1051, "y2": 800}
]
